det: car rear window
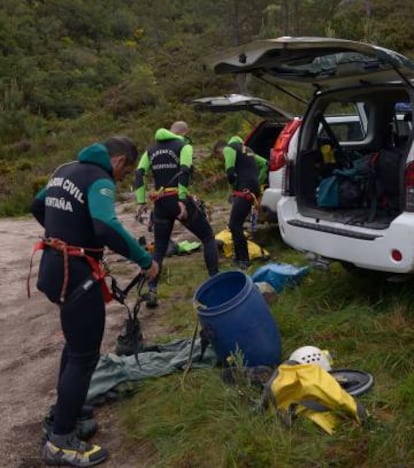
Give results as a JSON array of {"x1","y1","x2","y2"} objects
[{"x1": 320, "y1": 102, "x2": 366, "y2": 142}]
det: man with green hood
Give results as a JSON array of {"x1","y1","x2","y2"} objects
[
  {"x1": 214, "y1": 136, "x2": 268, "y2": 269},
  {"x1": 31, "y1": 136, "x2": 158, "y2": 466},
  {"x1": 135, "y1": 121, "x2": 219, "y2": 307}
]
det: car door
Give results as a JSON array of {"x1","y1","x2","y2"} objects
[
  {"x1": 193, "y1": 94, "x2": 293, "y2": 220},
  {"x1": 193, "y1": 94, "x2": 292, "y2": 120},
  {"x1": 193, "y1": 93, "x2": 293, "y2": 160},
  {"x1": 207, "y1": 37, "x2": 414, "y2": 89}
]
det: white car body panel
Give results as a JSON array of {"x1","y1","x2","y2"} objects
[
  {"x1": 278, "y1": 197, "x2": 414, "y2": 273},
  {"x1": 261, "y1": 169, "x2": 283, "y2": 215}
]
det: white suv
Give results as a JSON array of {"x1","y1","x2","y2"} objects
[
  {"x1": 193, "y1": 94, "x2": 365, "y2": 222},
  {"x1": 208, "y1": 37, "x2": 414, "y2": 274}
]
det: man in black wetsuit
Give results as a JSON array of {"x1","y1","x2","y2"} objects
[
  {"x1": 31, "y1": 136, "x2": 158, "y2": 467},
  {"x1": 214, "y1": 136, "x2": 268, "y2": 269},
  {"x1": 135, "y1": 121, "x2": 218, "y2": 307}
]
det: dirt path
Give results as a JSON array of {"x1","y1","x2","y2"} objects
[
  {"x1": 0, "y1": 205, "x2": 168, "y2": 467},
  {"x1": 0, "y1": 201, "x2": 228, "y2": 467}
]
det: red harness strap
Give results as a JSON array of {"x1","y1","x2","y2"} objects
[
  {"x1": 233, "y1": 190, "x2": 254, "y2": 201},
  {"x1": 232, "y1": 189, "x2": 260, "y2": 208},
  {"x1": 28, "y1": 237, "x2": 112, "y2": 304}
]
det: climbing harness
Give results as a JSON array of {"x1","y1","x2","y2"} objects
[
  {"x1": 27, "y1": 237, "x2": 110, "y2": 304},
  {"x1": 232, "y1": 189, "x2": 258, "y2": 205},
  {"x1": 28, "y1": 237, "x2": 155, "y2": 365},
  {"x1": 232, "y1": 189, "x2": 260, "y2": 234},
  {"x1": 147, "y1": 167, "x2": 183, "y2": 202},
  {"x1": 149, "y1": 186, "x2": 179, "y2": 202}
]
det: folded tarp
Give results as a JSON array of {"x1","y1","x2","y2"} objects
[
  {"x1": 87, "y1": 338, "x2": 217, "y2": 403},
  {"x1": 251, "y1": 262, "x2": 310, "y2": 293}
]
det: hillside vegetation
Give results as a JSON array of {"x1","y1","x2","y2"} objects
[
  {"x1": 2, "y1": 0, "x2": 414, "y2": 215},
  {"x1": 3, "y1": 2, "x2": 414, "y2": 466}
]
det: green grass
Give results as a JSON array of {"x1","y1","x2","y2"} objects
[{"x1": 113, "y1": 220, "x2": 414, "y2": 466}]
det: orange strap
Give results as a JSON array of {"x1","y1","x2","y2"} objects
[
  {"x1": 28, "y1": 237, "x2": 112, "y2": 304},
  {"x1": 149, "y1": 187, "x2": 179, "y2": 202}
]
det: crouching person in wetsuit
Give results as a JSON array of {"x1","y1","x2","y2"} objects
[
  {"x1": 214, "y1": 136, "x2": 268, "y2": 270},
  {"x1": 30, "y1": 136, "x2": 158, "y2": 467},
  {"x1": 135, "y1": 121, "x2": 219, "y2": 307}
]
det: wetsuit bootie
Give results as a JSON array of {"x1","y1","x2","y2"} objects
[{"x1": 43, "y1": 432, "x2": 108, "y2": 467}]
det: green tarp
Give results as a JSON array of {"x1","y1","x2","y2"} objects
[{"x1": 87, "y1": 339, "x2": 217, "y2": 403}]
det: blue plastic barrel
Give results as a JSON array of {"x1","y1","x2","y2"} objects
[{"x1": 194, "y1": 271, "x2": 282, "y2": 367}]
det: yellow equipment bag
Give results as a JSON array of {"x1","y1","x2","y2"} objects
[
  {"x1": 263, "y1": 362, "x2": 367, "y2": 434},
  {"x1": 215, "y1": 228, "x2": 270, "y2": 261}
]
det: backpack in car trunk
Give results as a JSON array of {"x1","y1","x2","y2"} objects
[
  {"x1": 374, "y1": 148, "x2": 405, "y2": 212},
  {"x1": 316, "y1": 149, "x2": 405, "y2": 216},
  {"x1": 316, "y1": 154, "x2": 374, "y2": 209}
]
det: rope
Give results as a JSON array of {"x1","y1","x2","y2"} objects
[
  {"x1": 181, "y1": 299, "x2": 208, "y2": 388},
  {"x1": 181, "y1": 314, "x2": 199, "y2": 389}
]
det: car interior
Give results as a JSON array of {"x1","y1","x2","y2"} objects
[
  {"x1": 295, "y1": 85, "x2": 412, "y2": 229},
  {"x1": 244, "y1": 120, "x2": 286, "y2": 160}
]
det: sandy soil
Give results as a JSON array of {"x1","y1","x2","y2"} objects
[{"x1": 0, "y1": 201, "x2": 224, "y2": 468}]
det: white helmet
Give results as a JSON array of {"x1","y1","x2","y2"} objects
[{"x1": 289, "y1": 346, "x2": 332, "y2": 371}]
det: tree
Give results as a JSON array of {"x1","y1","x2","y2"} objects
[{"x1": 333, "y1": 0, "x2": 414, "y2": 53}]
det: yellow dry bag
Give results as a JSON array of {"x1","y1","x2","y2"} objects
[
  {"x1": 263, "y1": 361, "x2": 367, "y2": 434},
  {"x1": 215, "y1": 228, "x2": 269, "y2": 261}
]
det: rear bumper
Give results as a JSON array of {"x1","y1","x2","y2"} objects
[{"x1": 278, "y1": 197, "x2": 414, "y2": 273}]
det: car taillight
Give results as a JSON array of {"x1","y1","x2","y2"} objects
[
  {"x1": 269, "y1": 148, "x2": 286, "y2": 171},
  {"x1": 405, "y1": 161, "x2": 414, "y2": 211},
  {"x1": 269, "y1": 118, "x2": 302, "y2": 172}
]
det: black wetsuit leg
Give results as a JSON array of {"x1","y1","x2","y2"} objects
[
  {"x1": 181, "y1": 197, "x2": 218, "y2": 276},
  {"x1": 53, "y1": 282, "x2": 104, "y2": 434},
  {"x1": 228, "y1": 196, "x2": 251, "y2": 262},
  {"x1": 38, "y1": 251, "x2": 105, "y2": 435},
  {"x1": 148, "y1": 197, "x2": 177, "y2": 290}
]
